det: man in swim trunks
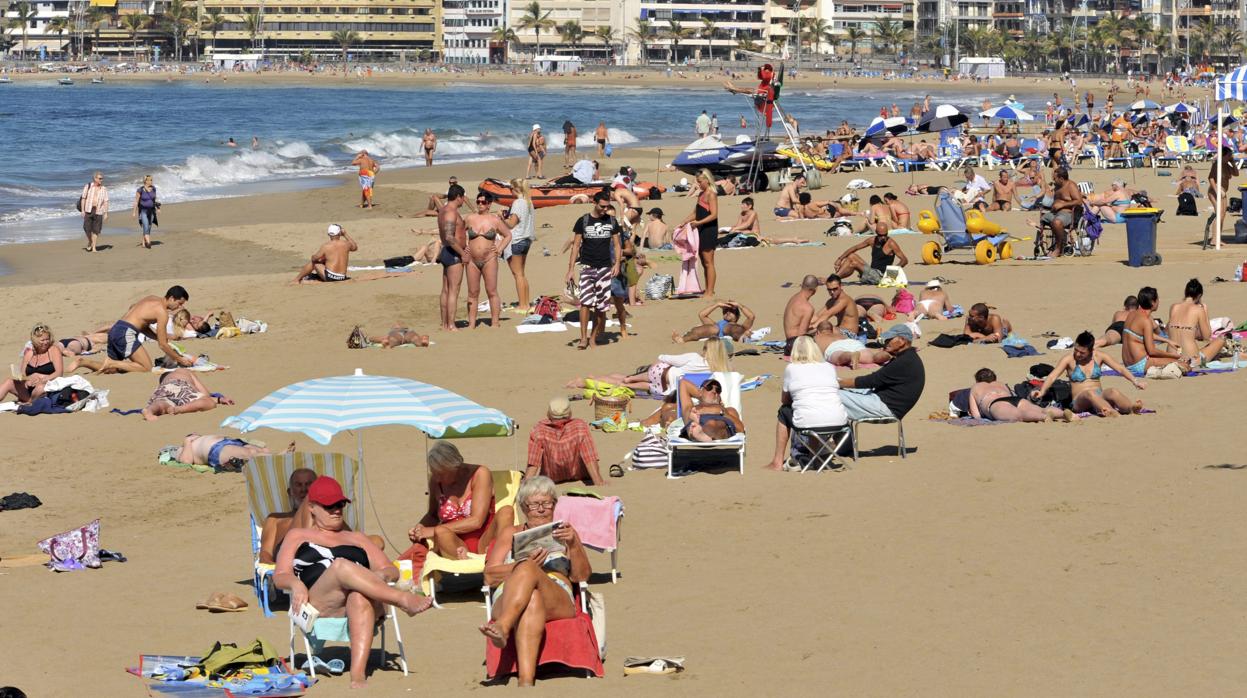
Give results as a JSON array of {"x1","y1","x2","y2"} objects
[
  {"x1": 774, "y1": 173, "x2": 806, "y2": 218},
  {"x1": 438, "y1": 184, "x2": 471, "y2": 331},
  {"x1": 293, "y1": 224, "x2": 357, "y2": 284},
  {"x1": 781, "y1": 275, "x2": 820, "y2": 357},
  {"x1": 177, "y1": 433, "x2": 285, "y2": 476},
  {"x1": 988, "y1": 169, "x2": 1019, "y2": 211},
  {"x1": 142, "y1": 367, "x2": 233, "y2": 421},
  {"x1": 595, "y1": 121, "x2": 608, "y2": 157},
  {"x1": 672, "y1": 300, "x2": 756, "y2": 343},
  {"x1": 350, "y1": 150, "x2": 380, "y2": 209},
  {"x1": 813, "y1": 274, "x2": 863, "y2": 340},
  {"x1": 566, "y1": 191, "x2": 621, "y2": 350},
  {"x1": 422, "y1": 128, "x2": 437, "y2": 167},
  {"x1": 69, "y1": 286, "x2": 193, "y2": 374}
]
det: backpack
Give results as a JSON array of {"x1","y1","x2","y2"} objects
[
  {"x1": 1176, "y1": 191, "x2": 1197, "y2": 216},
  {"x1": 533, "y1": 295, "x2": 561, "y2": 320}
]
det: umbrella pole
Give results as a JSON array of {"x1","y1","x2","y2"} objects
[{"x1": 1216, "y1": 107, "x2": 1224, "y2": 250}]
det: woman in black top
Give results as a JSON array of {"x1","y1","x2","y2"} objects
[
  {"x1": 680, "y1": 169, "x2": 719, "y2": 295},
  {"x1": 0, "y1": 323, "x2": 64, "y2": 403}
]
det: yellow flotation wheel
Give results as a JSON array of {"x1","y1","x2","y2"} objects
[
  {"x1": 916, "y1": 210, "x2": 939, "y2": 234},
  {"x1": 998, "y1": 241, "x2": 1013, "y2": 259},
  {"x1": 974, "y1": 239, "x2": 998, "y2": 264},
  {"x1": 921, "y1": 240, "x2": 943, "y2": 265}
]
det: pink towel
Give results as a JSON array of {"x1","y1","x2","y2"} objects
[
  {"x1": 678, "y1": 259, "x2": 702, "y2": 295},
  {"x1": 553, "y1": 496, "x2": 622, "y2": 551},
  {"x1": 672, "y1": 223, "x2": 699, "y2": 261}
]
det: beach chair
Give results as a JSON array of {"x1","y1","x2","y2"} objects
[
  {"x1": 553, "y1": 494, "x2": 624, "y2": 583},
  {"x1": 1154, "y1": 136, "x2": 1186, "y2": 168},
  {"x1": 850, "y1": 416, "x2": 906, "y2": 460},
  {"x1": 667, "y1": 371, "x2": 746, "y2": 478},
  {"x1": 484, "y1": 583, "x2": 604, "y2": 681},
  {"x1": 418, "y1": 469, "x2": 522, "y2": 608},
  {"x1": 1075, "y1": 144, "x2": 1103, "y2": 168},
  {"x1": 243, "y1": 452, "x2": 409, "y2": 679},
  {"x1": 786, "y1": 425, "x2": 853, "y2": 472},
  {"x1": 885, "y1": 154, "x2": 928, "y2": 172}
]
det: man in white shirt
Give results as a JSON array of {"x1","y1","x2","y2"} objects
[
  {"x1": 572, "y1": 159, "x2": 598, "y2": 184},
  {"x1": 954, "y1": 166, "x2": 992, "y2": 209},
  {"x1": 695, "y1": 110, "x2": 711, "y2": 138}
]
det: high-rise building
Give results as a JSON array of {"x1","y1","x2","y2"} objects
[
  {"x1": 443, "y1": 0, "x2": 505, "y2": 63},
  {"x1": 507, "y1": 0, "x2": 622, "y2": 61},
  {"x1": 198, "y1": 0, "x2": 440, "y2": 59}
]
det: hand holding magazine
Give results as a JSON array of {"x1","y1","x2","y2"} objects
[{"x1": 512, "y1": 520, "x2": 566, "y2": 562}]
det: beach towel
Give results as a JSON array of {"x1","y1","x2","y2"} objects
[
  {"x1": 516, "y1": 322, "x2": 568, "y2": 334},
  {"x1": 553, "y1": 496, "x2": 622, "y2": 551},
  {"x1": 671, "y1": 224, "x2": 702, "y2": 295}
]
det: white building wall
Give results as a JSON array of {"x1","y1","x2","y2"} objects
[{"x1": 445, "y1": 0, "x2": 505, "y2": 63}]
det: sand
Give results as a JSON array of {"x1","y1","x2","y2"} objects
[{"x1": 3, "y1": 113, "x2": 1247, "y2": 696}]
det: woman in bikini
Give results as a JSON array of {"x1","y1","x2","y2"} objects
[
  {"x1": 525, "y1": 125, "x2": 545, "y2": 180},
  {"x1": 1121, "y1": 286, "x2": 1187, "y2": 378},
  {"x1": 481, "y1": 476, "x2": 590, "y2": 687},
  {"x1": 141, "y1": 367, "x2": 233, "y2": 421},
  {"x1": 463, "y1": 192, "x2": 512, "y2": 330},
  {"x1": 407, "y1": 441, "x2": 510, "y2": 561},
  {"x1": 0, "y1": 323, "x2": 64, "y2": 403},
  {"x1": 969, "y1": 368, "x2": 1072, "y2": 422},
  {"x1": 1033, "y1": 331, "x2": 1145, "y2": 417},
  {"x1": 275, "y1": 476, "x2": 433, "y2": 689},
  {"x1": 1167, "y1": 278, "x2": 1230, "y2": 366},
  {"x1": 677, "y1": 377, "x2": 745, "y2": 441}
]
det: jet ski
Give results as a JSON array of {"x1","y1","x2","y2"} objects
[{"x1": 671, "y1": 135, "x2": 791, "y2": 183}]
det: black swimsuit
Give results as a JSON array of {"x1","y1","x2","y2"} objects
[{"x1": 293, "y1": 541, "x2": 370, "y2": 591}]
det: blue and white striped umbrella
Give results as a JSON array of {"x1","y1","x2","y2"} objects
[
  {"x1": 221, "y1": 369, "x2": 514, "y2": 444},
  {"x1": 1216, "y1": 65, "x2": 1247, "y2": 101},
  {"x1": 863, "y1": 115, "x2": 909, "y2": 137},
  {"x1": 1209, "y1": 113, "x2": 1240, "y2": 126},
  {"x1": 1129, "y1": 99, "x2": 1161, "y2": 111},
  {"x1": 916, "y1": 104, "x2": 969, "y2": 133},
  {"x1": 980, "y1": 105, "x2": 1034, "y2": 121},
  {"x1": 1165, "y1": 102, "x2": 1195, "y2": 114}
]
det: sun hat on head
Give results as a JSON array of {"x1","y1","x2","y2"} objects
[
  {"x1": 327, "y1": 224, "x2": 342, "y2": 237},
  {"x1": 926, "y1": 279, "x2": 941, "y2": 288},
  {"x1": 532, "y1": 123, "x2": 541, "y2": 131},
  {"x1": 880, "y1": 324, "x2": 914, "y2": 343},
  {"x1": 547, "y1": 396, "x2": 571, "y2": 420},
  {"x1": 307, "y1": 476, "x2": 350, "y2": 507}
]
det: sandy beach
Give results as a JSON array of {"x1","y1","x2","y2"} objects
[{"x1": 3, "y1": 108, "x2": 1247, "y2": 696}]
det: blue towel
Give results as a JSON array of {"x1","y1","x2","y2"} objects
[{"x1": 1002, "y1": 344, "x2": 1040, "y2": 358}]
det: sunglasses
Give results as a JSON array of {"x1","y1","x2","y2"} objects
[
  {"x1": 323, "y1": 501, "x2": 347, "y2": 513},
  {"x1": 476, "y1": 199, "x2": 488, "y2": 204}
]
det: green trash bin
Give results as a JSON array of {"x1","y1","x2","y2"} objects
[{"x1": 1122, "y1": 208, "x2": 1161, "y2": 267}]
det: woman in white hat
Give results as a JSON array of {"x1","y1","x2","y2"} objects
[{"x1": 525, "y1": 124, "x2": 546, "y2": 179}]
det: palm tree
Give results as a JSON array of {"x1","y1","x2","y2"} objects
[
  {"x1": 629, "y1": 19, "x2": 657, "y2": 64},
  {"x1": 664, "y1": 18, "x2": 693, "y2": 65},
  {"x1": 699, "y1": 16, "x2": 720, "y2": 61},
  {"x1": 331, "y1": 28, "x2": 358, "y2": 72},
  {"x1": 517, "y1": 1, "x2": 554, "y2": 60},
  {"x1": 556, "y1": 19, "x2": 583, "y2": 55},
  {"x1": 872, "y1": 16, "x2": 905, "y2": 56},
  {"x1": 801, "y1": 17, "x2": 828, "y2": 56},
  {"x1": 242, "y1": 8, "x2": 263, "y2": 50},
  {"x1": 492, "y1": 25, "x2": 518, "y2": 62},
  {"x1": 201, "y1": 8, "x2": 224, "y2": 57},
  {"x1": 734, "y1": 34, "x2": 757, "y2": 61},
  {"x1": 1150, "y1": 25, "x2": 1170, "y2": 72},
  {"x1": 7, "y1": 1, "x2": 36, "y2": 60},
  {"x1": 592, "y1": 25, "x2": 616, "y2": 63},
  {"x1": 844, "y1": 26, "x2": 867, "y2": 61},
  {"x1": 161, "y1": 0, "x2": 191, "y2": 62},
  {"x1": 821, "y1": 26, "x2": 840, "y2": 58},
  {"x1": 120, "y1": 12, "x2": 147, "y2": 61},
  {"x1": 87, "y1": 5, "x2": 109, "y2": 57},
  {"x1": 1215, "y1": 25, "x2": 1241, "y2": 69},
  {"x1": 46, "y1": 16, "x2": 69, "y2": 57}
]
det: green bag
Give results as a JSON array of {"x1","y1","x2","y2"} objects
[{"x1": 198, "y1": 638, "x2": 280, "y2": 677}]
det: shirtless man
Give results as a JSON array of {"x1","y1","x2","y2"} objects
[
  {"x1": 437, "y1": 184, "x2": 471, "y2": 331},
  {"x1": 774, "y1": 172, "x2": 806, "y2": 218},
  {"x1": 1041, "y1": 166, "x2": 1083, "y2": 256},
  {"x1": 69, "y1": 286, "x2": 193, "y2": 374},
  {"x1": 813, "y1": 274, "x2": 863, "y2": 339},
  {"x1": 414, "y1": 176, "x2": 460, "y2": 218},
  {"x1": 258, "y1": 467, "x2": 317, "y2": 564},
  {"x1": 642, "y1": 207, "x2": 670, "y2": 248},
  {"x1": 782, "y1": 275, "x2": 821, "y2": 357},
  {"x1": 883, "y1": 193, "x2": 910, "y2": 228},
  {"x1": 672, "y1": 300, "x2": 756, "y2": 343},
  {"x1": 595, "y1": 121, "x2": 609, "y2": 157},
  {"x1": 177, "y1": 433, "x2": 286, "y2": 477},
  {"x1": 293, "y1": 224, "x2": 357, "y2": 284},
  {"x1": 422, "y1": 128, "x2": 437, "y2": 167},
  {"x1": 964, "y1": 302, "x2": 1013, "y2": 343},
  {"x1": 350, "y1": 150, "x2": 380, "y2": 208},
  {"x1": 988, "y1": 169, "x2": 1019, "y2": 211},
  {"x1": 1095, "y1": 295, "x2": 1138, "y2": 348}
]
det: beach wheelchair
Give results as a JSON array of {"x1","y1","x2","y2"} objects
[
  {"x1": 919, "y1": 190, "x2": 1013, "y2": 265},
  {"x1": 1033, "y1": 205, "x2": 1098, "y2": 258}
]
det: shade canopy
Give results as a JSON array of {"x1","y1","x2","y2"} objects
[
  {"x1": 1216, "y1": 65, "x2": 1247, "y2": 101},
  {"x1": 1129, "y1": 99, "x2": 1161, "y2": 111},
  {"x1": 863, "y1": 116, "x2": 909, "y2": 137},
  {"x1": 980, "y1": 105, "x2": 1033, "y2": 121}
]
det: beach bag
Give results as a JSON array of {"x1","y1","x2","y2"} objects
[
  {"x1": 384, "y1": 255, "x2": 415, "y2": 268},
  {"x1": 630, "y1": 432, "x2": 669, "y2": 469},
  {"x1": 892, "y1": 289, "x2": 916, "y2": 314},
  {"x1": 534, "y1": 295, "x2": 561, "y2": 320},
  {"x1": 1176, "y1": 192, "x2": 1197, "y2": 216},
  {"x1": 37, "y1": 518, "x2": 102, "y2": 570},
  {"x1": 644, "y1": 274, "x2": 674, "y2": 300},
  {"x1": 1083, "y1": 209, "x2": 1103, "y2": 241}
]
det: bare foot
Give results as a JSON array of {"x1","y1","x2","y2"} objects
[
  {"x1": 762, "y1": 460, "x2": 786, "y2": 471},
  {"x1": 1062, "y1": 409, "x2": 1077, "y2": 422},
  {"x1": 480, "y1": 620, "x2": 508, "y2": 648},
  {"x1": 576, "y1": 339, "x2": 589, "y2": 350},
  {"x1": 400, "y1": 593, "x2": 434, "y2": 617},
  {"x1": 141, "y1": 409, "x2": 158, "y2": 421},
  {"x1": 1102, "y1": 409, "x2": 1118, "y2": 418},
  {"x1": 671, "y1": 331, "x2": 684, "y2": 343},
  {"x1": 349, "y1": 677, "x2": 367, "y2": 689}
]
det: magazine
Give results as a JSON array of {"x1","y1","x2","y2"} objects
[
  {"x1": 512, "y1": 520, "x2": 566, "y2": 562},
  {"x1": 289, "y1": 601, "x2": 320, "y2": 633}
]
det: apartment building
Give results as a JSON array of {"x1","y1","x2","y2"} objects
[
  {"x1": 628, "y1": 0, "x2": 768, "y2": 63},
  {"x1": 199, "y1": 0, "x2": 439, "y2": 59},
  {"x1": 2, "y1": 0, "x2": 87, "y2": 56},
  {"x1": 915, "y1": 0, "x2": 992, "y2": 49},
  {"x1": 507, "y1": 0, "x2": 621, "y2": 60},
  {"x1": 443, "y1": 0, "x2": 505, "y2": 62},
  {"x1": 823, "y1": 0, "x2": 913, "y2": 54}
]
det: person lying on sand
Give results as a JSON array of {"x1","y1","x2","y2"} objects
[
  {"x1": 812, "y1": 323, "x2": 892, "y2": 369},
  {"x1": 142, "y1": 367, "x2": 234, "y2": 421},
  {"x1": 177, "y1": 433, "x2": 290, "y2": 475},
  {"x1": 1095, "y1": 295, "x2": 1139, "y2": 348},
  {"x1": 348, "y1": 325, "x2": 430, "y2": 348},
  {"x1": 964, "y1": 302, "x2": 1013, "y2": 343},
  {"x1": 970, "y1": 368, "x2": 1074, "y2": 422},
  {"x1": 56, "y1": 330, "x2": 109, "y2": 357},
  {"x1": 1032, "y1": 331, "x2": 1146, "y2": 417},
  {"x1": 69, "y1": 286, "x2": 194, "y2": 374},
  {"x1": 912, "y1": 279, "x2": 954, "y2": 320},
  {"x1": 293, "y1": 224, "x2": 357, "y2": 284},
  {"x1": 673, "y1": 300, "x2": 756, "y2": 343}
]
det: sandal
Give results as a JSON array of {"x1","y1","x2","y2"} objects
[{"x1": 609, "y1": 464, "x2": 625, "y2": 478}]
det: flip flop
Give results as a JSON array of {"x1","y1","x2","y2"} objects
[
  {"x1": 303, "y1": 656, "x2": 346, "y2": 675},
  {"x1": 197, "y1": 592, "x2": 249, "y2": 612},
  {"x1": 609, "y1": 464, "x2": 625, "y2": 478}
]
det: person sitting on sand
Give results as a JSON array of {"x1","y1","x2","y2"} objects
[
  {"x1": 0, "y1": 323, "x2": 64, "y2": 404},
  {"x1": 964, "y1": 302, "x2": 1013, "y2": 343},
  {"x1": 969, "y1": 368, "x2": 1073, "y2": 422},
  {"x1": 293, "y1": 224, "x2": 357, "y2": 284},
  {"x1": 677, "y1": 377, "x2": 745, "y2": 442},
  {"x1": 1032, "y1": 331, "x2": 1147, "y2": 417},
  {"x1": 407, "y1": 441, "x2": 511, "y2": 561},
  {"x1": 866, "y1": 195, "x2": 896, "y2": 229},
  {"x1": 673, "y1": 300, "x2": 756, "y2": 343},
  {"x1": 1096, "y1": 295, "x2": 1139, "y2": 348},
  {"x1": 782, "y1": 275, "x2": 820, "y2": 356},
  {"x1": 142, "y1": 367, "x2": 233, "y2": 421},
  {"x1": 988, "y1": 170, "x2": 1020, "y2": 211},
  {"x1": 414, "y1": 176, "x2": 461, "y2": 218},
  {"x1": 812, "y1": 274, "x2": 863, "y2": 340},
  {"x1": 1175, "y1": 165, "x2": 1200, "y2": 197},
  {"x1": 481, "y1": 476, "x2": 591, "y2": 687},
  {"x1": 276, "y1": 476, "x2": 433, "y2": 689},
  {"x1": 642, "y1": 207, "x2": 671, "y2": 249},
  {"x1": 1167, "y1": 278, "x2": 1229, "y2": 367},
  {"x1": 722, "y1": 197, "x2": 760, "y2": 239},
  {"x1": 1122, "y1": 286, "x2": 1188, "y2": 377},
  {"x1": 883, "y1": 193, "x2": 911, "y2": 228},
  {"x1": 833, "y1": 221, "x2": 908, "y2": 285},
  {"x1": 258, "y1": 466, "x2": 317, "y2": 564},
  {"x1": 715, "y1": 175, "x2": 738, "y2": 196},
  {"x1": 527, "y1": 397, "x2": 606, "y2": 485},
  {"x1": 773, "y1": 172, "x2": 806, "y2": 218},
  {"x1": 69, "y1": 286, "x2": 194, "y2": 374}
]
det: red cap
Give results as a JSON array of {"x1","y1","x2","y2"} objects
[{"x1": 307, "y1": 476, "x2": 351, "y2": 507}]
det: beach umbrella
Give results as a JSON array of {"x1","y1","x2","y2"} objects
[
  {"x1": 916, "y1": 104, "x2": 969, "y2": 133},
  {"x1": 863, "y1": 116, "x2": 909, "y2": 137},
  {"x1": 1165, "y1": 102, "x2": 1195, "y2": 115},
  {"x1": 1129, "y1": 99, "x2": 1161, "y2": 111},
  {"x1": 1212, "y1": 65, "x2": 1247, "y2": 249},
  {"x1": 1208, "y1": 113, "x2": 1239, "y2": 126},
  {"x1": 980, "y1": 105, "x2": 1034, "y2": 121},
  {"x1": 1071, "y1": 113, "x2": 1092, "y2": 129},
  {"x1": 222, "y1": 369, "x2": 514, "y2": 445}
]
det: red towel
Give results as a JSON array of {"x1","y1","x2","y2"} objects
[{"x1": 485, "y1": 607, "x2": 604, "y2": 679}]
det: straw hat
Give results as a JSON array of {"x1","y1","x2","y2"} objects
[{"x1": 547, "y1": 396, "x2": 571, "y2": 419}]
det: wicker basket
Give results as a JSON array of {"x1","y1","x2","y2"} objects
[{"x1": 592, "y1": 395, "x2": 630, "y2": 422}]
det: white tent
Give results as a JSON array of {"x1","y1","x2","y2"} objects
[
  {"x1": 534, "y1": 55, "x2": 581, "y2": 74},
  {"x1": 211, "y1": 53, "x2": 263, "y2": 71},
  {"x1": 1212, "y1": 65, "x2": 1247, "y2": 249},
  {"x1": 958, "y1": 57, "x2": 1005, "y2": 79}
]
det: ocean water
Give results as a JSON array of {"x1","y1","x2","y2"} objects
[{"x1": 0, "y1": 80, "x2": 1004, "y2": 244}]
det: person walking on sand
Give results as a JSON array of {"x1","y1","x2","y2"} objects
[
  {"x1": 351, "y1": 150, "x2": 380, "y2": 208},
  {"x1": 79, "y1": 171, "x2": 109, "y2": 253},
  {"x1": 562, "y1": 120, "x2": 578, "y2": 168},
  {"x1": 422, "y1": 129, "x2": 437, "y2": 167},
  {"x1": 526, "y1": 125, "x2": 546, "y2": 179},
  {"x1": 566, "y1": 191, "x2": 621, "y2": 350},
  {"x1": 438, "y1": 184, "x2": 471, "y2": 331},
  {"x1": 595, "y1": 121, "x2": 609, "y2": 157},
  {"x1": 132, "y1": 175, "x2": 159, "y2": 249}
]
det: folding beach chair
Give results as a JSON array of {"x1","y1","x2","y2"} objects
[
  {"x1": 667, "y1": 371, "x2": 746, "y2": 478},
  {"x1": 418, "y1": 469, "x2": 522, "y2": 608},
  {"x1": 786, "y1": 425, "x2": 852, "y2": 472},
  {"x1": 850, "y1": 416, "x2": 907, "y2": 460}
]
